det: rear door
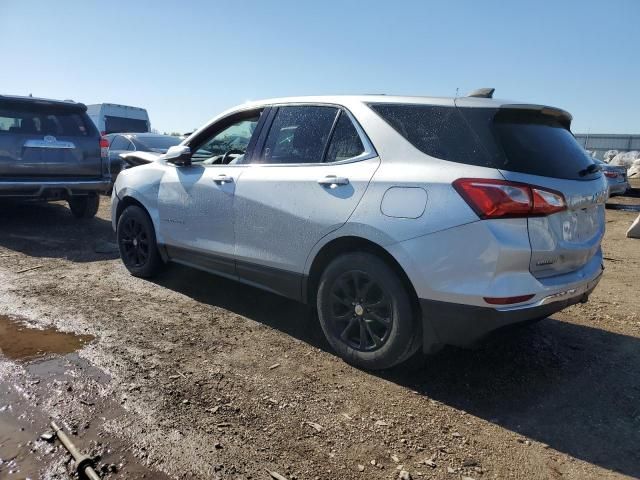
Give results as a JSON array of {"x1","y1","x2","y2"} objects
[
  {"x1": 233, "y1": 105, "x2": 380, "y2": 299},
  {"x1": 0, "y1": 101, "x2": 101, "y2": 178},
  {"x1": 487, "y1": 109, "x2": 608, "y2": 278}
]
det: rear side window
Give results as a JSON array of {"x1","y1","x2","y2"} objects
[
  {"x1": 104, "y1": 116, "x2": 148, "y2": 134},
  {"x1": 260, "y1": 106, "x2": 338, "y2": 164},
  {"x1": 370, "y1": 103, "x2": 599, "y2": 181},
  {"x1": 325, "y1": 112, "x2": 365, "y2": 162},
  {"x1": 0, "y1": 107, "x2": 91, "y2": 137},
  {"x1": 369, "y1": 104, "x2": 486, "y2": 166},
  {"x1": 109, "y1": 136, "x2": 130, "y2": 150}
]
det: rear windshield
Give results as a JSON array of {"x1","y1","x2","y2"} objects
[
  {"x1": 0, "y1": 106, "x2": 93, "y2": 137},
  {"x1": 104, "y1": 116, "x2": 148, "y2": 134},
  {"x1": 369, "y1": 103, "x2": 599, "y2": 181}
]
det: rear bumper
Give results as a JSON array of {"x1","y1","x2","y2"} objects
[
  {"x1": 0, "y1": 178, "x2": 111, "y2": 198},
  {"x1": 419, "y1": 267, "x2": 603, "y2": 352},
  {"x1": 608, "y1": 181, "x2": 629, "y2": 196}
]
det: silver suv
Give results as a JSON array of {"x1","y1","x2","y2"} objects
[{"x1": 112, "y1": 92, "x2": 607, "y2": 369}]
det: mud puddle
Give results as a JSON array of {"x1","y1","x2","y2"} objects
[
  {"x1": 0, "y1": 314, "x2": 94, "y2": 361},
  {"x1": 0, "y1": 315, "x2": 170, "y2": 479}
]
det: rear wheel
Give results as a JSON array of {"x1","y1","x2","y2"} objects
[
  {"x1": 117, "y1": 205, "x2": 164, "y2": 278},
  {"x1": 68, "y1": 194, "x2": 99, "y2": 219},
  {"x1": 317, "y1": 252, "x2": 418, "y2": 370}
]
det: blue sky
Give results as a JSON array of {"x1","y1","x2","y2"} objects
[{"x1": 1, "y1": 0, "x2": 638, "y2": 134}]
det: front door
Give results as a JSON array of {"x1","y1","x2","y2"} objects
[
  {"x1": 233, "y1": 105, "x2": 380, "y2": 299},
  {"x1": 157, "y1": 110, "x2": 264, "y2": 277}
]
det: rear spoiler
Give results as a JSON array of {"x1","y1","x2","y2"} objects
[{"x1": 498, "y1": 104, "x2": 573, "y2": 129}]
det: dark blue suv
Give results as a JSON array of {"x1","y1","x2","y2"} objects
[{"x1": 0, "y1": 95, "x2": 111, "y2": 218}]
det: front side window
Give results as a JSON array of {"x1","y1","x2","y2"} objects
[
  {"x1": 191, "y1": 116, "x2": 260, "y2": 164},
  {"x1": 258, "y1": 106, "x2": 338, "y2": 164}
]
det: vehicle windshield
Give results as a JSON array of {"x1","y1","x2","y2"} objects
[
  {"x1": 192, "y1": 118, "x2": 259, "y2": 160},
  {"x1": 104, "y1": 115, "x2": 148, "y2": 134},
  {"x1": 135, "y1": 135, "x2": 181, "y2": 151}
]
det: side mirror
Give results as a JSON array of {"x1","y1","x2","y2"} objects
[{"x1": 164, "y1": 145, "x2": 192, "y2": 166}]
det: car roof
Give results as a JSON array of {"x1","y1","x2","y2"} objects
[
  {"x1": 242, "y1": 94, "x2": 511, "y2": 108},
  {"x1": 0, "y1": 94, "x2": 86, "y2": 111},
  {"x1": 223, "y1": 94, "x2": 571, "y2": 120}
]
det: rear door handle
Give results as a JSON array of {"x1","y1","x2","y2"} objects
[
  {"x1": 213, "y1": 174, "x2": 234, "y2": 184},
  {"x1": 317, "y1": 175, "x2": 349, "y2": 187}
]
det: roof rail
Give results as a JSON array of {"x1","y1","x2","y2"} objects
[{"x1": 467, "y1": 88, "x2": 495, "y2": 99}]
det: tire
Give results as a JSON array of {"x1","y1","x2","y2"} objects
[
  {"x1": 316, "y1": 252, "x2": 418, "y2": 370},
  {"x1": 68, "y1": 194, "x2": 99, "y2": 219},
  {"x1": 117, "y1": 205, "x2": 164, "y2": 278}
]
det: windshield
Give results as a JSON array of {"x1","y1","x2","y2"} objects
[
  {"x1": 136, "y1": 135, "x2": 181, "y2": 151},
  {"x1": 104, "y1": 116, "x2": 148, "y2": 134}
]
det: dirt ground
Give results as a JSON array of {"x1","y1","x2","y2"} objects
[{"x1": 0, "y1": 190, "x2": 639, "y2": 480}]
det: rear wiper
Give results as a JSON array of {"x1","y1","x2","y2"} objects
[{"x1": 579, "y1": 163, "x2": 600, "y2": 177}]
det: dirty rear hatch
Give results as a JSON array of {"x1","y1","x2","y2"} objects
[
  {"x1": 0, "y1": 98, "x2": 102, "y2": 179},
  {"x1": 458, "y1": 104, "x2": 607, "y2": 278}
]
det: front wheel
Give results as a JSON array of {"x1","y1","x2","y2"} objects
[
  {"x1": 117, "y1": 205, "x2": 164, "y2": 278},
  {"x1": 316, "y1": 252, "x2": 418, "y2": 370},
  {"x1": 68, "y1": 194, "x2": 99, "y2": 219}
]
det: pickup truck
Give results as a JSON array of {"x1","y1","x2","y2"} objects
[{"x1": 0, "y1": 95, "x2": 111, "y2": 218}]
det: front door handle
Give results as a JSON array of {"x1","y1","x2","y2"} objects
[
  {"x1": 213, "y1": 174, "x2": 234, "y2": 184},
  {"x1": 317, "y1": 175, "x2": 349, "y2": 187}
]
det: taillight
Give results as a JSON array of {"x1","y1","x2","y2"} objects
[
  {"x1": 100, "y1": 137, "x2": 109, "y2": 159},
  {"x1": 453, "y1": 178, "x2": 566, "y2": 219},
  {"x1": 604, "y1": 171, "x2": 617, "y2": 178}
]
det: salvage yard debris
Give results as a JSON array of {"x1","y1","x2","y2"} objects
[
  {"x1": 50, "y1": 420, "x2": 101, "y2": 480},
  {"x1": 16, "y1": 264, "x2": 43, "y2": 274},
  {"x1": 304, "y1": 421, "x2": 323, "y2": 432},
  {"x1": 266, "y1": 469, "x2": 289, "y2": 480}
]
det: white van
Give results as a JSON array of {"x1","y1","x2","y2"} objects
[{"x1": 86, "y1": 103, "x2": 150, "y2": 135}]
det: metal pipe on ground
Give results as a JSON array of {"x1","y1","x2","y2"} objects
[{"x1": 50, "y1": 421, "x2": 101, "y2": 480}]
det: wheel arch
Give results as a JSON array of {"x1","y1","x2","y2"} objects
[
  {"x1": 305, "y1": 236, "x2": 419, "y2": 312},
  {"x1": 115, "y1": 195, "x2": 147, "y2": 226}
]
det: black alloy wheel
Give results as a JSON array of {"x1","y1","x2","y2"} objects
[
  {"x1": 116, "y1": 205, "x2": 164, "y2": 278},
  {"x1": 317, "y1": 252, "x2": 418, "y2": 370},
  {"x1": 119, "y1": 216, "x2": 150, "y2": 268},
  {"x1": 329, "y1": 270, "x2": 393, "y2": 351}
]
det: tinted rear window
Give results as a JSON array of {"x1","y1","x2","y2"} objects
[
  {"x1": 104, "y1": 116, "x2": 148, "y2": 134},
  {"x1": 491, "y1": 110, "x2": 599, "y2": 180},
  {"x1": 369, "y1": 103, "x2": 599, "y2": 181},
  {"x1": 0, "y1": 106, "x2": 92, "y2": 137}
]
